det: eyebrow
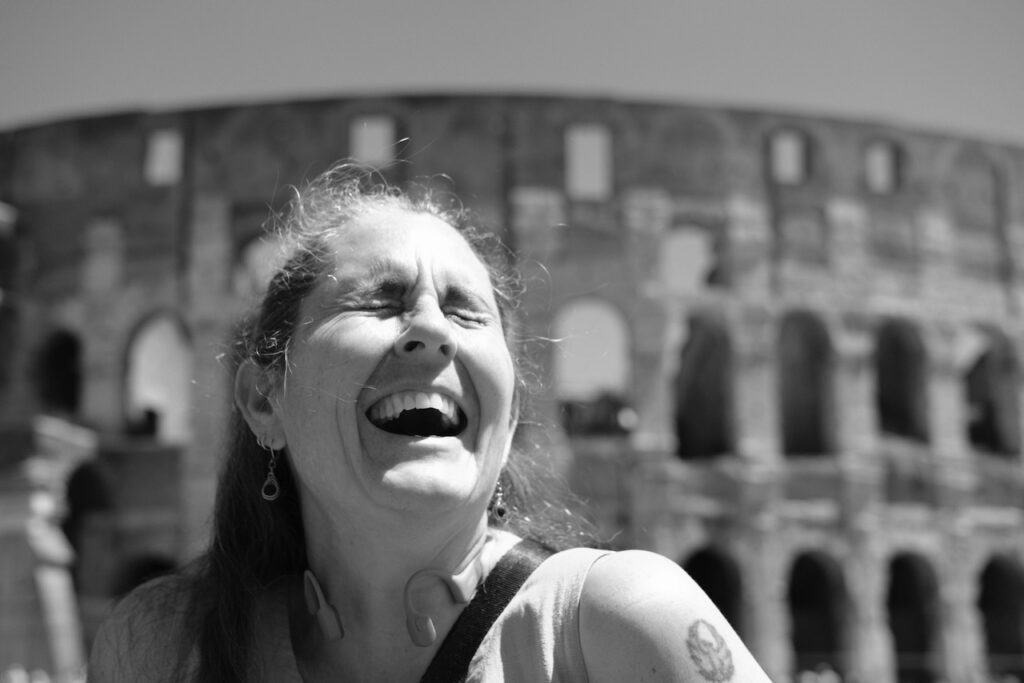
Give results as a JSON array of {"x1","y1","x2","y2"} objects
[
  {"x1": 446, "y1": 282, "x2": 493, "y2": 309},
  {"x1": 327, "y1": 258, "x2": 408, "y2": 289}
]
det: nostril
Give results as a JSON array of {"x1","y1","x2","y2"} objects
[{"x1": 402, "y1": 340, "x2": 424, "y2": 353}]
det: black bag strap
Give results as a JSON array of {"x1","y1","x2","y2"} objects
[{"x1": 419, "y1": 539, "x2": 553, "y2": 683}]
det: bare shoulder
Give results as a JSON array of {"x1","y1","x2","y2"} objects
[
  {"x1": 88, "y1": 575, "x2": 196, "y2": 682},
  {"x1": 579, "y1": 550, "x2": 770, "y2": 683}
]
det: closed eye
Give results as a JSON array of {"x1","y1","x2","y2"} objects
[
  {"x1": 362, "y1": 299, "x2": 403, "y2": 314},
  {"x1": 344, "y1": 280, "x2": 407, "y2": 315},
  {"x1": 442, "y1": 286, "x2": 498, "y2": 325},
  {"x1": 444, "y1": 307, "x2": 492, "y2": 326}
]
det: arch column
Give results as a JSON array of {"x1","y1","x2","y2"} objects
[
  {"x1": 182, "y1": 193, "x2": 236, "y2": 558},
  {"x1": 845, "y1": 536, "x2": 896, "y2": 683},
  {"x1": 736, "y1": 521, "x2": 790, "y2": 680},
  {"x1": 833, "y1": 314, "x2": 878, "y2": 461},
  {"x1": 630, "y1": 294, "x2": 680, "y2": 455},
  {"x1": 937, "y1": 537, "x2": 986, "y2": 682},
  {"x1": 732, "y1": 303, "x2": 780, "y2": 465},
  {"x1": 625, "y1": 187, "x2": 675, "y2": 457},
  {"x1": 1011, "y1": 334, "x2": 1024, "y2": 466},
  {"x1": 80, "y1": 218, "x2": 128, "y2": 432},
  {"x1": 925, "y1": 322, "x2": 972, "y2": 459}
]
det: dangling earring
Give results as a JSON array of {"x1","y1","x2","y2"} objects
[
  {"x1": 258, "y1": 435, "x2": 281, "y2": 502},
  {"x1": 489, "y1": 478, "x2": 507, "y2": 522}
]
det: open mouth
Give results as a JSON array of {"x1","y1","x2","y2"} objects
[{"x1": 366, "y1": 391, "x2": 467, "y2": 438}]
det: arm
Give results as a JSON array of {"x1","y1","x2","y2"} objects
[{"x1": 579, "y1": 550, "x2": 771, "y2": 683}]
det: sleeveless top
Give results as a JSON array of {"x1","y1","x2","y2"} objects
[
  {"x1": 253, "y1": 546, "x2": 611, "y2": 682},
  {"x1": 463, "y1": 546, "x2": 610, "y2": 682}
]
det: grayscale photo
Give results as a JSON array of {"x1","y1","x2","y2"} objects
[{"x1": 1, "y1": 2, "x2": 1022, "y2": 681}]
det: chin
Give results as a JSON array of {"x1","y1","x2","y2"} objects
[{"x1": 377, "y1": 463, "x2": 489, "y2": 514}]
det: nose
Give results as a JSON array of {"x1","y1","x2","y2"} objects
[{"x1": 395, "y1": 299, "x2": 457, "y2": 359}]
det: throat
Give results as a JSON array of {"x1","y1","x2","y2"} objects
[
  {"x1": 403, "y1": 542, "x2": 488, "y2": 646},
  {"x1": 295, "y1": 532, "x2": 506, "y2": 650}
]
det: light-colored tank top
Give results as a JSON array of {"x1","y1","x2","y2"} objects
[{"x1": 465, "y1": 546, "x2": 611, "y2": 682}]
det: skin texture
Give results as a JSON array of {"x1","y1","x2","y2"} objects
[
  {"x1": 233, "y1": 208, "x2": 519, "y2": 681},
  {"x1": 245, "y1": 209, "x2": 516, "y2": 522},
  {"x1": 579, "y1": 550, "x2": 772, "y2": 682}
]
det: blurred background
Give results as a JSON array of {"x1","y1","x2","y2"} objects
[{"x1": 2, "y1": 1, "x2": 1024, "y2": 681}]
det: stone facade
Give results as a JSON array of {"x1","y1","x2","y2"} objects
[{"x1": 1, "y1": 94, "x2": 1023, "y2": 681}]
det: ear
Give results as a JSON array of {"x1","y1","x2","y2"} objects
[{"x1": 234, "y1": 360, "x2": 285, "y2": 449}]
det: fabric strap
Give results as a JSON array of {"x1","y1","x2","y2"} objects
[{"x1": 419, "y1": 539, "x2": 553, "y2": 683}]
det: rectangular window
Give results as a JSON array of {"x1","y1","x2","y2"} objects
[
  {"x1": 565, "y1": 124, "x2": 612, "y2": 201},
  {"x1": 350, "y1": 115, "x2": 396, "y2": 166},
  {"x1": 0, "y1": 202, "x2": 16, "y2": 237},
  {"x1": 864, "y1": 140, "x2": 901, "y2": 194},
  {"x1": 768, "y1": 129, "x2": 809, "y2": 185},
  {"x1": 144, "y1": 129, "x2": 184, "y2": 186}
]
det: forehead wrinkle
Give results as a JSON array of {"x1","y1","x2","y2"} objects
[{"x1": 324, "y1": 255, "x2": 411, "y2": 288}]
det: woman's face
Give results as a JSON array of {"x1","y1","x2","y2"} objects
[{"x1": 268, "y1": 208, "x2": 516, "y2": 522}]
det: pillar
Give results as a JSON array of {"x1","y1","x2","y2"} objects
[
  {"x1": 845, "y1": 533, "x2": 896, "y2": 683},
  {"x1": 182, "y1": 194, "x2": 236, "y2": 558},
  {"x1": 737, "y1": 520, "x2": 791, "y2": 679},
  {"x1": 733, "y1": 303, "x2": 780, "y2": 465}
]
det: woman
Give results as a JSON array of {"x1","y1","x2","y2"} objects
[{"x1": 89, "y1": 166, "x2": 771, "y2": 682}]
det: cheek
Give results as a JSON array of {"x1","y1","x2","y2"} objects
[{"x1": 478, "y1": 344, "x2": 517, "y2": 426}]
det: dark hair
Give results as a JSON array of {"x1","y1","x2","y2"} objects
[{"x1": 177, "y1": 165, "x2": 590, "y2": 682}]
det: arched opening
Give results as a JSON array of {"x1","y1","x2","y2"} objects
[
  {"x1": 964, "y1": 330, "x2": 1020, "y2": 457},
  {"x1": 675, "y1": 312, "x2": 733, "y2": 459},
  {"x1": 33, "y1": 329, "x2": 82, "y2": 415},
  {"x1": 124, "y1": 314, "x2": 193, "y2": 442},
  {"x1": 876, "y1": 319, "x2": 929, "y2": 442},
  {"x1": 787, "y1": 552, "x2": 846, "y2": 678},
  {"x1": 683, "y1": 547, "x2": 743, "y2": 636},
  {"x1": 552, "y1": 299, "x2": 634, "y2": 435},
  {"x1": 779, "y1": 312, "x2": 834, "y2": 456},
  {"x1": 887, "y1": 553, "x2": 940, "y2": 683},
  {"x1": 978, "y1": 556, "x2": 1024, "y2": 679}
]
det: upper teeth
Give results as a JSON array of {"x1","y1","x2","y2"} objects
[{"x1": 369, "y1": 391, "x2": 459, "y2": 424}]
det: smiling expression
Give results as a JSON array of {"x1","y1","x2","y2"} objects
[{"x1": 266, "y1": 208, "x2": 517, "y2": 519}]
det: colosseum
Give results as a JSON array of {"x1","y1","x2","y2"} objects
[{"x1": 1, "y1": 93, "x2": 1023, "y2": 682}]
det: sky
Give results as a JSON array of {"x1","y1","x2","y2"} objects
[{"x1": 2, "y1": 0, "x2": 1023, "y2": 147}]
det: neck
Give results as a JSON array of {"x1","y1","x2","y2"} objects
[{"x1": 298, "y1": 499, "x2": 509, "y2": 649}]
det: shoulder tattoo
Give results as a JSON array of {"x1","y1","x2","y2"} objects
[{"x1": 686, "y1": 619, "x2": 735, "y2": 682}]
